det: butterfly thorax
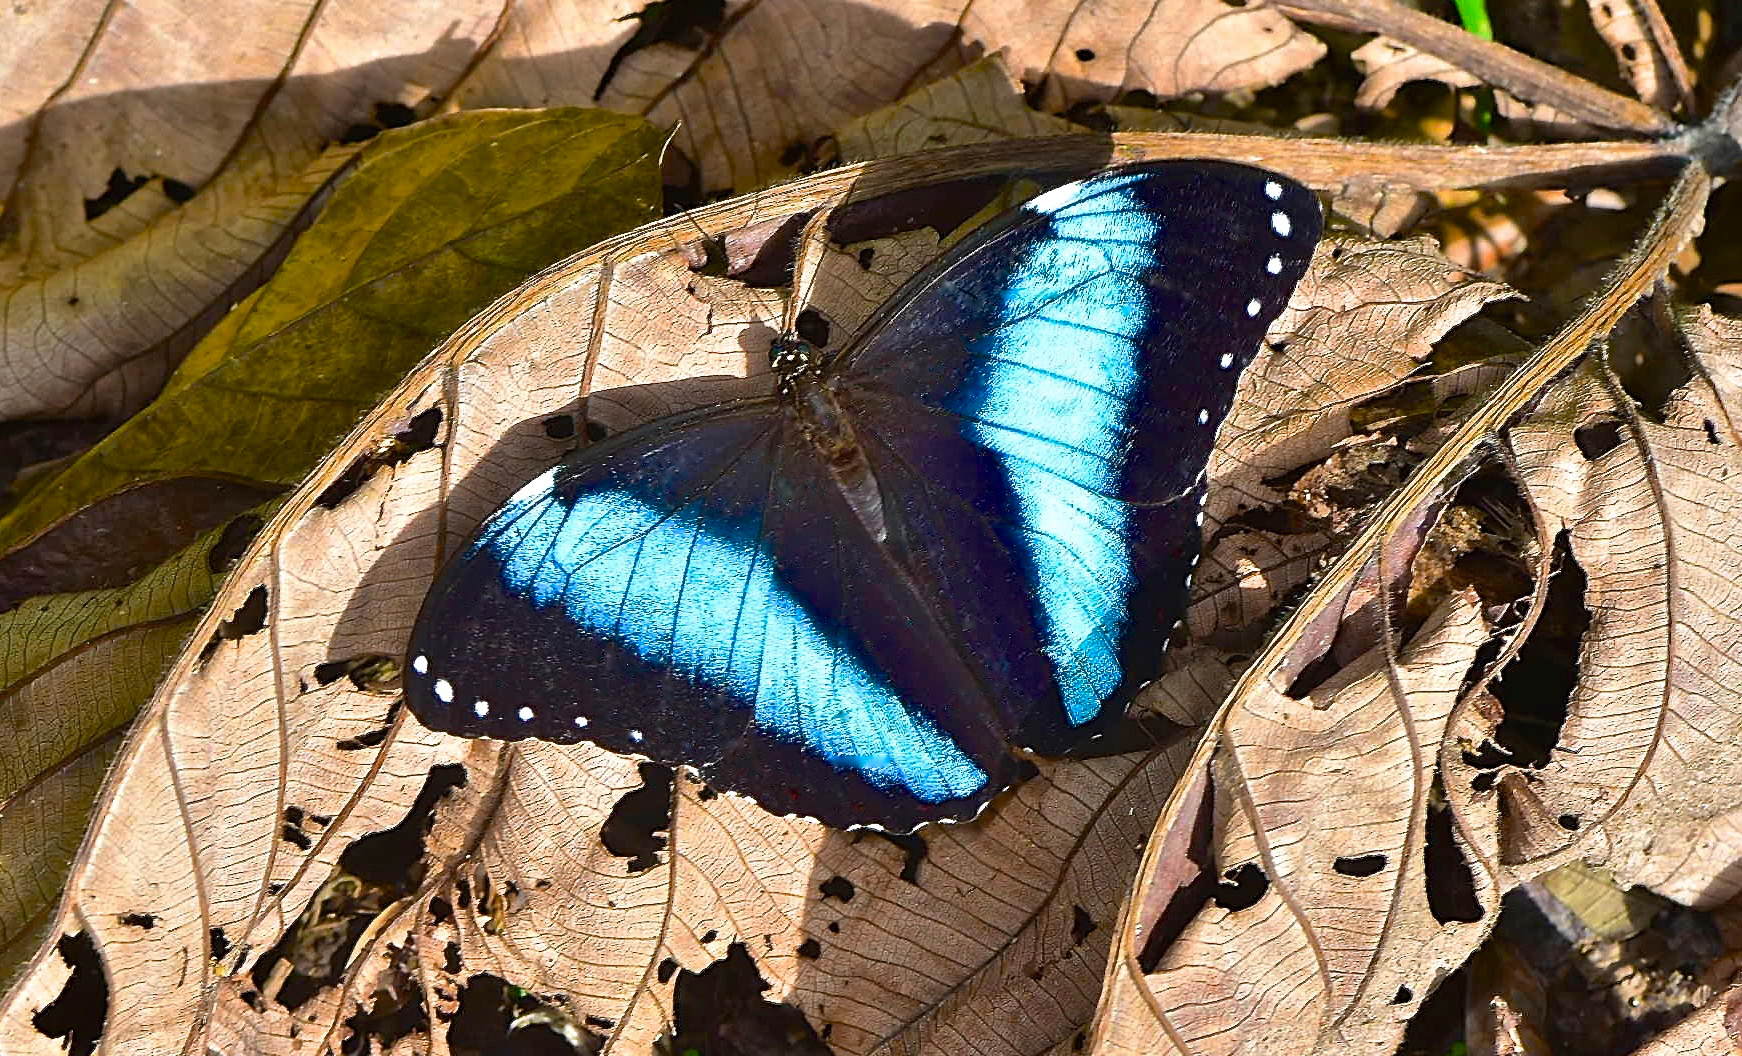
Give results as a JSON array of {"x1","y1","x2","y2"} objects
[{"x1": 772, "y1": 335, "x2": 890, "y2": 543}]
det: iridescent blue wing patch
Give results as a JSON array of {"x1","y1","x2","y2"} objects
[
  {"x1": 407, "y1": 402, "x2": 1028, "y2": 830},
  {"x1": 838, "y1": 161, "x2": 1321, "y2": 752},
  {"x1": 405, "y1": 161, "x2": 1321, "y2": 830}
]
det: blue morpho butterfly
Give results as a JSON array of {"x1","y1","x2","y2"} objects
[{"x1": 404, "y1": 161, "x2": 1321, "y2": 832}]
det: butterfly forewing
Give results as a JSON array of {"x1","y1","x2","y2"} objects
[{"x1": 405, "y1": 161, "x2": 1322, "y2": 830}]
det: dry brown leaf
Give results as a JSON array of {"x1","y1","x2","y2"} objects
[
  {"x1": 1349, "y1": 36, "x2": 1592, "y2": 138},
  {"x1": 1448, "y1": 306, "x2": 1742, "y2": 906},
  {"x1": 0, "y1": 145, "x2": 1265, "y2": 1056}
]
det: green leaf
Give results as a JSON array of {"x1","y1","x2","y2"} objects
[
  {"x1": 0, "y1": 501, "x2": 277, "y2": 990},
  {"x1": 0, "y1": 107, "x2": 665, "y2": 557}
]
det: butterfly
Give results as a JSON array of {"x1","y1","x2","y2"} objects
[{"x1": 404, "y1": 161, "x2": 1321, "y2": 832}]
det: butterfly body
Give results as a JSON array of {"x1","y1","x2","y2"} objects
[{"x1": 405, "y1": 161, "x2": 1322, "y2": 831}]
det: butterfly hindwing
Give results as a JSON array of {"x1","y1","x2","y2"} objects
[{"x1": 407, "y1": 402, "x2": 1028, "y2": 830}]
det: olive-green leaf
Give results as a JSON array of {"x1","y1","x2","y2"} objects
[
  {"x1": 0, "y1": 500, "x2": 277, "y2": 990},
  {"x1": 0, "y1": 107, "x2": 665, "y2": 558}
]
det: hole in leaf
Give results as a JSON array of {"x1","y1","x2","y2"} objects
[
  {"x1": 795, "y1": 308, "x2": 831, "y2": 348},
  {"x1": 818, "y1": 876, "x2": 855, "y2": 903},
  {"x1": 797, "y1": 938, "x2": 821, "y2": 960},
  {"x1": 444, "y1": 942, "x2": 462, "y2": 974},
  {"x1": 599, "y1": 763, "x2": 672, "y2": 873},
  {"x1": 315, "y1": 407, "x2": 443, "y2": 508},
  {"x1": 593, "y1": 0, "x2": 726, "y2": 101},
  {"x1": 584, "y1": 420, "x2": 611, "y2": 443},
  {"x1": 1574, "y1": 419, "x2": 1623, "y2": 459},
  {"x1": 856, "y1": 246, "x2": 876, "y2": 269},
  {"x1": 84, "y1": 167, "x2": 149, "y2": 221},
  {"x1": 1426, "y1": 779, "x2": 1484, "y2": 924},
  {"x1": 543, "y1": 414, "x2": 576, "y2": 440},
  {"x1": 207, "y1": 511, "x2": 265, "y2": 574},
  {"x1": 448, "y1": 973, "x2": 604, "y2": 1056},
  {"x1": 199, "y1": 584, "x2": 270, "y2": 663},
  {"x1": 1071, "y1": 905, "x2": 1097, "y2": 945},
  {"x1": 1558, "y1": 813, "x2": 1581, "y2": 831},
  {"x1": 342, "y1": 954, "x2": 427, "y2": 1055},
  {"x1": 1333, "y1": 854, "x2": 1388, "y2": 877},
  {"x1": 667, "y1": 943, "x2": 831, "y2": 1056},
  {"x1": 210, "y1": 927, "x2": 232, "y2": 960},
  {"x1": 866, "y1": 830, "x2": 927, "y2": 884},
  {"x1": 1393, "y1": 985, "x2": 1413, "y2": 1004},
  {"x1": 314, "y1": 654, "x2": 399, "y2": 694},
  {"x1": 32, "y1": 932, "x2": 108, "y2": 1056},
  {"x1": 658, "y1": 957, "x2": 679, "y2": 983},
  {"x1": 1075, "y1": 47, "x2": 1095, "y2": 60},
  {"x1": 118, "y1": 912, "x2": 156, "y2": 929},
  {"x1": 1213, "y1": 863, "x2": 1268, "y2": 911},
  {"x1": 250, "y1": 765, "x2": 467, "y2": 1009},
  {"x1": 162, "y1": 177, "x2": 196, "y2": 204},
  {"x1": 1707, "y1": 419, "x2": 1722, "y2": 444},
  {"x1": 1482, "y1": 531, "x2": 1586, "y2": 769}
]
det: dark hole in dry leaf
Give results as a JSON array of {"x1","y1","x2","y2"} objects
[
  {"x1": 701, "y1": 929, "x2": 718, "y2": 944},
  {"x1": 315, "y1": 654, "x2": 401, "y2": 695},
  {"x1": 84, "y1": 167, "x2": 150, "y2": 221},
  {"x1": 828, "y1": 177, "x2": 1008, "y2": 246},
  {"x1": 543, "y1": 414, "x2": 576, "y2": 440},
  {"x1": 209, "y1": 927, "x2": 231, "y2": 961},
  {"x1": 315, "y1": 406, "x2": 444, "y2": 509},
  {"x1": 584, "y1": 419, "x2": 612, "y2": 442},
  {"x1": 250, "y1": 764, "x2": 467, "y2": 1009},
  {"x1": 694, "y1": 212, "x2": 811, "y2": 287},
  {"x1": 339, "y1": 101, "x2": 421, "y2": 145},
  {"x1": 593, "y1": 0, "x2": 726, "y2": 102},
  {"x1": 161, "y1": 176, "x2": 196, "y2": 204},
  {"x1": 599, "y1": 762, "x2": 673, "y2": 873},
  {"x1": 1398, "y1": 966, "x2": 1466, "y2": 1055},
  {"x1": 335, "y1": 723, "x2": 393, "y2": 751},
  {"x1": 1574, "y1": 418, "x2": 1624, "y2": 459},
  {"x1": 1334, "y1": 853, "x2": 1389, "y2": 877},
  {"x1": 865, "y1": 830, "x2": 927, "y2": 884},
  {"x1": 826, "y1": 921, "x2": 839, "y2": 933},
  {"x1": 1073, "y1": 1030, "x2": 1087, "y2": 1051},
  {"x1": 1558, "y1": 813, "x2": 1581, "y2": 830},
  {"x1": 795, "y1": 309, "x2": 831, "y2": 348},
  {"x1": 1213, "y1": 863, "x2": 1268, "y2": 911},
  {"x1": 342, "y1": 955, "x2": 427, "y2": 1056},
  {"x1": 1426, "y1": 778, "x2": 1485, "y2": 924},
  {"x1": 449, "y1": 974, "x2": 603, "y2": 1056},
  {"x1": 199, "y1": 584, "x2": 270, "y2": 664},
  {"x1": 668, "y1": 943, "x2": 831, "y2": 1056},
  {"x1": 1393, "y1": 986, "x2": 1413, "y2": 1004},
  {"x1": 797, "y1": 938, "x2": 821, "y2": 960},
  {"x1": 584, "y1": 1014, "x2": 614, "y2": 1030},
  {"x1": 818, "y1": 875, "x2": 855, "y2": 902},
  {"x1": 1075, "y1": 47, "x2": 1095, "y2": 61},
  {"x1": 429, "y1": 896, "x2": 453, "y2": 924},
  {"x1": 444, "y1": 942, "x2": 462, "y2": 973},
  {"x1": 658, "y1": 957, "x2": 679, "y2": 984},
  {"x1": 1481, "y1": 531, "x2": 1586, "y2": 768},
  {"x1": 856, "y1": 246, "x2": 876, "y2": 269},
  {"x1": 1706, "y1": 418, "x2": 1722, "y2": 444},
  {"x1": 1071, "y1": 905, "x2": 1097, "y2": 945},
  {"x1": 282, "y1": 822, "x2": 314, "y2": 851},
  {"x1": 207, "y1": 511, "x2": 266, "y2": 573},
  {"x1": 31, "y1": 931, "x2": 107, "y2": 1056},
  {"x1": 118, "y1": 912, "x2": 157, "y2": 929}
]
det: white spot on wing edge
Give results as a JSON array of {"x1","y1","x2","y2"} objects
[
  {"x1": 1246, "y1": 298, "x2": 1262, "y2": 317},
  {"x1": 1197, "y1": 408, "x2": 1210, "y2": 425},
  {"x1": 1219, "y1": 352, "x2": 1235, "y2": 370},
  {"x1": 629, "y1": 729, "x2": 645, "y2": 743},
  {"x1": 434, "y1": 679, "x2": 453, "y2": 703},
  {"x1": 1272, "y1": 211, "x2": 1292, "y2": 237},
  {"x1": 517, "y1": 705, "x2": 534, "y2": 721},
  {"x1": 474, "y1": 699, "x2": 490, "y2": 717},
  {"x1": 411, "y1": 654, "x2": 428, "y2": 675},
  {"x1": 574, "y1": 715, "x2": 589, "y2": 728},
  {"x1": 1265, "y1": 180, "x2": 1283, "y2": 200},
  {"x1": 1267, "y1": 254, "x2": 1283, "y2": 275}
]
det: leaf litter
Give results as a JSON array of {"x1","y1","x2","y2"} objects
[{"x1": 7, "y1": 2, "x2": 1742, "y2": 1056}]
